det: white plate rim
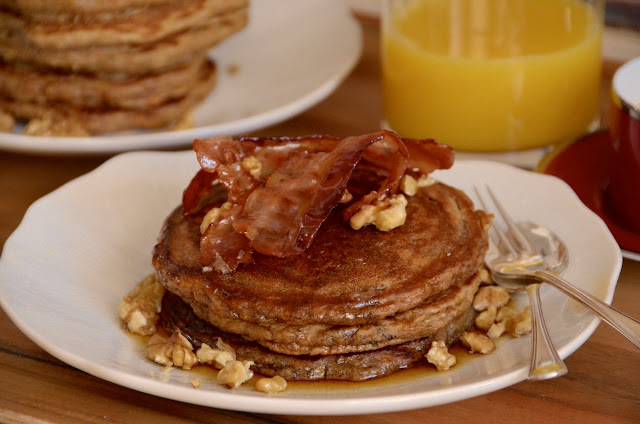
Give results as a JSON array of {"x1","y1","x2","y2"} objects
[
  {"x1": 0, "y1": 153, "x2": 622, "y2": 415},
  {"x1": 0, "y1": 0, "x2": 362, "y2": 155}
]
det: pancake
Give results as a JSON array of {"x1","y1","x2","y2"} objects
[
  {"x1": 0, "y1": 8, "x2": 248, "y2": 74},
  {"x1": 0, "y1": 0, "x2": 176, "y2": 15},
  {"x1": 0, "y1": 56, "x2": 211, "y2": 110},
  {"x1": 160, "y1": 291, "x2": 478, "y2": 381},
  {"x1": 153, "y1": 180, "x2": 490, "y2": 328},
  {"x1": 0, "y1": 0, "x2": 248, "y2": 48},
  {"x1": 0, "y1": 58, "x2": 216, "y2": 133},
  {"x1": 185, "y1": 270, "x2": 483, "y2": 355}
]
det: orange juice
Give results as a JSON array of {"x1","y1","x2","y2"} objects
[{"x1": 382, "y1": 0, "x2": 603, "y2": 151}]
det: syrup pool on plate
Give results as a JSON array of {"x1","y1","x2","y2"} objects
[{"x1": 382, "y1": 0, "x2": 604, "y2": 152}]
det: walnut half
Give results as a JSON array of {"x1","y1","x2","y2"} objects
[
  {"x1": 217, "y1": 360, "x2": 254, "y2": 389},
  {"x1": 255, "y1": 376, "x2": 287, "y2": 394},
  {"x1": 425, "y1": 340, "x2": 457, "y2": 371},
  {"x1": 119, "y1": 274, "x2": 165, "y2": 336},
  {"x1": 145, "y1": 331, "x2": 198, "y2": 370},
  {"x1": 350, "y1": 194, "x2": 408, "y2": 232}
]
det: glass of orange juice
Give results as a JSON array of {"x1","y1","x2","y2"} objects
[{"x1": 381, "y1": 0, "x2": 605, "y2": 153}]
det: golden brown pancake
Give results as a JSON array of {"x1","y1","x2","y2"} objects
[
  {"x1": 0, "y1": 0, "x2": 248, "y2": 48},
  {"x1": 185, "y1": 270, "x2": 483, "y2": 355},
  {"x1": 0, "y1": 58, "x2": 216, "y2": 133},
  {"x1": 160, "y1": 291, "x2": 478, "y2": 381},
  {"x1": 0, "y1": 8, "x2": 248, "y2": 74},
  {"x1": 0, "y1": 56, "x2": 211, "y2": 110},
  {"x1": 153, "y1": 180, "x2": 489, "y2": 329},
  {"x1": 0, "y1": 0, "x2": 176, "y2": 15}
]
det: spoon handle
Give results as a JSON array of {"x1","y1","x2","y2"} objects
[
  {"x1": 527, "y1": 283, "x2": 568, "y2": 380},
  {"x1": 535, "y1": 270, "x2": 640, "y2": 349}
]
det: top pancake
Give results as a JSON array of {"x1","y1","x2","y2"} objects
[
  {"x1": 0, "y1": 0, "x2": 248, "y2": 48},
  {"x1": 0, "y1": 0, "x2": 176, "y2": 15},
  {"x1": 153, "y1": 178, "x2": 490, "y2": 327}
]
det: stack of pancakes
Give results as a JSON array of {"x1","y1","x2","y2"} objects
[
  {"x1": 0, "y1": 0, "x2": 248, "y2": 134},
  {"x1": 153, "y1": 171, "x2": 490, "y2": 381}
]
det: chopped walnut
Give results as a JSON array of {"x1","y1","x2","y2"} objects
[
  {"x1": 145, "y1": 331, "x2": 198, "y2": 370},
  {"x1": 241, "y1": 156, "x2": 262, "y2": 179},
  {"x1": 400, "y1": 175, "x2": 418, "y2": 196},
  {"x1": 216, "y1": 360, "x2": 254, "y2": 389},
  {"x1": 473, "y1": 286, "x2": 511, "y2": 311},
  {"x1": 475, "y1": 305, "x2": 498, "y2": 331},
  {"x1": 170, "y1": 112, "x2": 194, "y2": 131},
  {"x1": 417, "y1": 175, "x2": 436, "y2": 187},
  {"x1": 487, "y1": 320, "x2": 506, "y2": 339},
  {"x1": 461, "y1": 331, "x2": 495, "y2": 354},
  {"x1": 0, "y1": 110, "x2": 14, "y2": 132},
  {"x1": 349, "y1": 194, "x2": 408, "y2": 232},
  {"x1": 482, "y1": 304, "x2": 532, "y2": 338},
  {"x1": 425, "y1": 340, "x2": 457, "y2": 371},
  {"x1": 340, "y1": 190, "x2": 353, "y2": 203},
  {"x1": 196, "y1": 339, "x2": 236, "y2": 369},
  {"x1": 200, "y1": 202, "x2": 232, "y2": 233},
  {"x1": 24, "y1": 117, "x2": 90, "y2": 137},
  {"x1": 478, "y1": 267, "x2": 492, "y2": 285},
  {"x1": 119, "y1": 274, "x2": 165, "y2": 336},
  {"x1": 191, "y1": 378, "x2": 201, "y2": 389},
  {"x1": 255, "y1": 375, "x2": 288, "y2": 394},
  {"x1": 505, "y1": 306, "x2": 532, "y2": 337},
  {"x1": 496, "y1": 305, "x2": 519, "y2": 323}
]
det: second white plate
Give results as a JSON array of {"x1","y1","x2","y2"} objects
[{"x1": 0, "y1": 0, "x2": 362, "y2": 154}]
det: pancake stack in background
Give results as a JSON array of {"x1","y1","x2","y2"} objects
[{"x1": 0, "y1": 0, "x2": 249, "y2": 135}]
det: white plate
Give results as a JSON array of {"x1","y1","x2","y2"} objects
[
  {"x1": 0, "y1": 0, "x2": 362, "y2": 155},
  {"x1": 0, "y1": 154, "x2": 622, "y2": 415}
]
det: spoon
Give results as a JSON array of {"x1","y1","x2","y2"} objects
[{"x1": 488, "y1": 222, "x2": 640, "y2": 352}]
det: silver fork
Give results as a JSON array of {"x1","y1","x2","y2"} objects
[{"x1": 475, "y1": 186, "x2": 568, "y2": 380}]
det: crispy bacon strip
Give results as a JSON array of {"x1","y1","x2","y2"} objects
[
  {"x1": 233, "y1": 132, "x2": 393, "y2": 257},
  {"x1": 182, "y1": 131, "x2": 454, "y2": 272}
]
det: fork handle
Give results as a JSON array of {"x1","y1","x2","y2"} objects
[
  {"x1": 527, "y1": 284, "x2": 568, "y2": 380},
  {"x1": 534, "y1": 270, "x2": 640, "y2": 349}
]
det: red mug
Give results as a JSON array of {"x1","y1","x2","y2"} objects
[{"x1": 608, "y1": 57, "x2": 640, "y2": 233}]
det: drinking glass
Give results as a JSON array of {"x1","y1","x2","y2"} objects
[{"x1": 381, "y1": 0, "x2": 606, "y2": 153}]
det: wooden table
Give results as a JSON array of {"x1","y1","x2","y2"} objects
[{"x1": 1, "y1": 17, "x2": 639, "y2": 424}]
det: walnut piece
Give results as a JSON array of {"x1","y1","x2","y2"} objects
[
  {"x1": 0, "y1": 110, "x2": 15, "y2": 132},
  {"x1": 217, "y1": 360, "x2": 254, "y2": 389},
  {"x1": 416, "y1": 175, "x2": 436, "y2": 187},
  {"x1": 487, "y1": 320, "x2": 506, "y2": 339},
  {"x1": 119, "y1": 274, "x2": 165, "y2": 336},
  {"x1": 196, "y1": 338, "x2": 236, "y2": 369},
  {"x1": 478, "y1": 267, "x2": 492, "y2": 285},
  {"x1": 24, "y1": 117, "x2": 90, "y2": 137},
  {"x1": 241, "y1": 156, "x2": 262, "y2": 179},
  {"x1": 200, "y1": 202, "x2": 232, "y2": 233},
  {"x1": 461, "y1": 331, "x2": 495, "y2": 354},
  {"x1": 145, "y1": 331, "x2": 198, "y2": 370},
  {"x1": 350, "y1": 194, "x2": 408, "y2": 232},
  {"x1": 505, "y1": 306, "x2": 532, "y2": 337},
  {"x1": 191, "y1": 378, "x2": 201, "y2": 389},
  {"x1": 340, "y1": 190, "x2": 353, "y2": 204},
  {"x1": 475, "y1": 305, "x2": 498, "y2": 331},
  {"x1": 170, "y1": 111, "x2": 194, "y2": 131},
  {"x1": 473, "y1": 286, "x2": 511, "y2": 311},
  {"x1": 255, "y1": 376, "x2": 288, "y2": 394},
  {"x1": 425, "y1": 340, "x2": 457, "y2": 371},
  {"x1": 400, "y1": 175, "x2": 418, "y2": 196}
]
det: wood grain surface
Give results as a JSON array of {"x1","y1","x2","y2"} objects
[{"x1": 1, "y1": 16, "x2": 639, "y2": 424}]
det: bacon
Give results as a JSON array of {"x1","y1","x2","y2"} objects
[
  {"x1": 403, "y1": 137, "x2": 454, "y2": 174},
  {"x1": 182, "y1": 131, "x2": 454, "y2": 272}
]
